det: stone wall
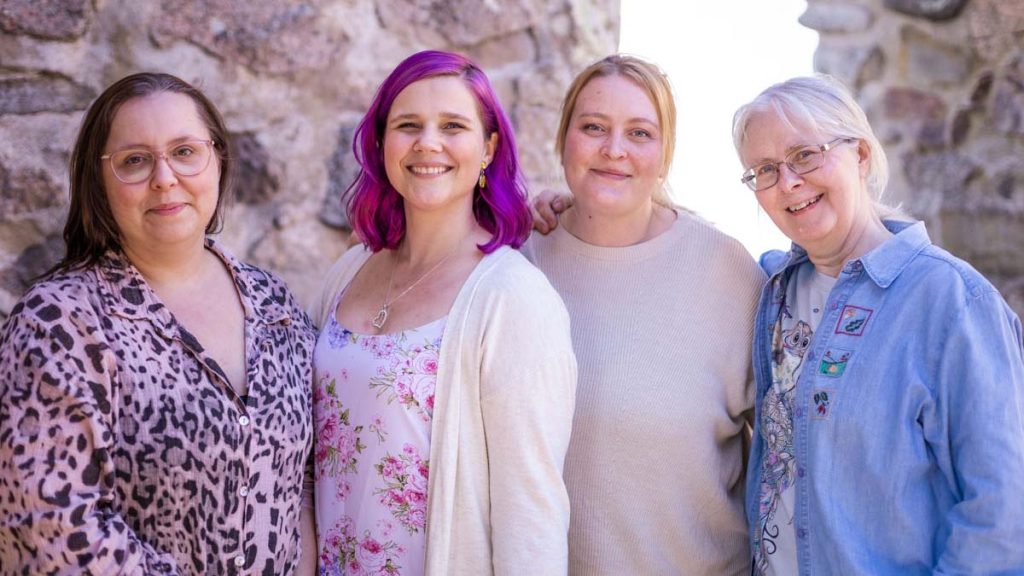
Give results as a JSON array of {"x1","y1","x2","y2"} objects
[
  {"x1": 802, "y1": 0, "x2": 1024, "y2": 314},
  {"x1": 0, "y1": 0, "x2": 619, "y2": 318}
]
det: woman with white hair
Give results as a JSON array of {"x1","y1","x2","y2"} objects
[{"x1": 733, "y1": 74, "x2": 1024, "y2": 574}]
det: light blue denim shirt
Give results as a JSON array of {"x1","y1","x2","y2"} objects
[{"x1": 748, "y1": 220, "x2": 1024, "y2": 575}]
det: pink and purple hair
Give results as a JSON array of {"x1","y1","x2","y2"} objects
[{"x1": 345, "y1": 50, "x2": 531, "y2": 253}]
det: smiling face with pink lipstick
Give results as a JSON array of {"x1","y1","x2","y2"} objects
[
  {"x1": 561, "y1": 74, "x2": 665, "y2": 225},
  {"x1": 382, "y1": 75, "x2": 496, "y2": 218},
  {"x1": 101, "y1": 91, "x2": 221, "y2": 259}
]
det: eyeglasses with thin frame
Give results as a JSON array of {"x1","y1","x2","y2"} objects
[
  {"x1": 101, "y1": 139, "x2": 215, "y2": 184},
  {"x1": 740, "y1": 137, "x2": 857, "y2": 192}
]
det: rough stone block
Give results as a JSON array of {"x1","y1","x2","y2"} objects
[
  {"x1": 0, "y1": 234, "x2": 64, "y2": 297},
  {"x1": 988, "y1": 55, "x2": 1024, "y2": 137},
  {"x1": 0, "y1": 0, "x2": 89, "y2": 40},
  {"x1": 800, "y1": 3, "x2": 874, "y2": 33},
  {"x1": 0, "y1": 162, "x2": 64, "y2": 218},
  {"x1": 472, "y1": 30, "x2": 538, "y2": 70},
  {"x1": 230, "y1": 132, "x2": 279, "y2": 205},
  {"x1": 813, "y1": 44, "x2": 884, "y2": 90},
  {"x1": 882, "y1": 87, "x2": 948, "y2": 147},
  {"x1": 902, "y1": 26, "x2": 973, "y2": 87},
  {"x1": 994, "y1": 170, "x2": 1021, "y2": 201},
  {"x1": 567, "y1": 0, "x2": 619, "y2": 65},
  {"x1": 322, "y1": 124, "x2": 359, "y2": 230},
  {"x1": 950, "y1": 107, "x2": 972, "y2": 146},
  {"x1": 151, "y1": 1, "x2": 347, "y2": 75},
  {"x1": 0, "y1": 76, "x2": 94, "y2": 115},
  {"x1": 902, "y1": 150, "x2": 979, "y2": 201},
  {"x1": 376, "y1": 0, "x2": 542, "y2": 48},
  {"x1": 938, "y1": 207, "x2": 1024, "y2": 277},
  {"x1": 884, "y1": 0, "x2": 967, "y2": 20},
  {"x1": 990, "y1": 81, "x2": 1024, "y2": 137},
  {"x1": 971, "y1": 72, "x2": 994, "y2": 104},
  {"x1": 967, "y1": 0, "x2": 1024, "y2": 60}
]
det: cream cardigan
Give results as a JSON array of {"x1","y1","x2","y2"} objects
[{"x1": 311, "y1": 244, "x2": 577, "y2": 575}]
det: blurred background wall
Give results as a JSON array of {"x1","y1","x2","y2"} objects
[
  {"x1": 804, "y1": 0, "x2": 1024, "y2": 313},
  {"x1": 0, "y1": 0, "x2": 619, "y2": 315},
  {"x1": 2, "y1": 0, "x2": 1022, "y2": 317}
]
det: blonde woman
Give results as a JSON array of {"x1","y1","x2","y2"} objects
[{"x1": 527, "y1": 54, "x2": 764, "y2": 575}]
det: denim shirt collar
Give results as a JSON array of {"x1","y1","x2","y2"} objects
[
  {"x1": 859, "y1": 220, "x2": 931, "y2": 288},
  {"x1": 772, "y1": 220, "x2": 931, "y2": 289},
  {"x1": 96, "y1": 238, "x2": 292, "y2": 338}
]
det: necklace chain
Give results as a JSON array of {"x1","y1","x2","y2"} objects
[{"x1": 372, "y1": 248, "x2": 458, "y2": 330}]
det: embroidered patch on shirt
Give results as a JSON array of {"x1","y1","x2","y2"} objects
[
  {"x1": 812, "y1": 389, "x2": 834, "y2": 419},
  {"x1": 818, "y1": 348, "x2": 852, "y2": 378},
  {"x1": 835, "y1": 305, "x2": 873, "y2": 336}
]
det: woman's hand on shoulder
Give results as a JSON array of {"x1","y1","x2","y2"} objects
[{"x1": 531, "y1": 189, "x2": 573, "y2": 235}]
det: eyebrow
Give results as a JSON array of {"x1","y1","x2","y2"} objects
[
  {"x1": 108, "y1": 135, "x2": 207, "y2": 153},
  {"x1": 575, "y1": 111, "x2": 658, "y2": 127},
  {"x1": 388, "y1": 112, "x2": 476, "y2": 124},
  {"x1": 748, "y1": 143, "x2": 817, "y2": 166}
]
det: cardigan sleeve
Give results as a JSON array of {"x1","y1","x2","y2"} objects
[
  {"x1": 476, "y1": 266, "x2": 577, "y2": 575},
  {"x1": 0, "y1": 292, "x2": 180, "y2": 574}
]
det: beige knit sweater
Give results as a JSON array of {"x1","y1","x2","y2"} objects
[
  {"x1": 523, "y1": 212, "x2": 766, "y2": 575},
  {"x1": 311, "y1": 244, "x2": 577, "y2": 575}
]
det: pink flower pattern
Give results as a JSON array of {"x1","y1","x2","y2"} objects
[
  {"x1": 319, "y1": 516, "x2": 404, "y2": 576},
  {"x1": 367, "y1": 337, "x2": 440, "y2": 422},
  {"x1": 314, "y1": 312, "x2": 444, "y2": 576},
  {"x1": 314, "y1": 374, "x2": 366, "y2": 496},
  {"x1": 374, "y1": 444, "x2": 429, "y2": 534}
]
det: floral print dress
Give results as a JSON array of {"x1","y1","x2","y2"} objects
[{"x1": 314, "y1": 296, "x2": 444, "y2": 576}]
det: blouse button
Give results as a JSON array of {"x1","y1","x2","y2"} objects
[
  {"x1": 239, "y1": 415, "x2": 251, "y2": 426},
  {"x1": 233, "y1": 554, "x2": 245, "y2": 567},
  {"x1": 239, "y1": 486, "x2": 250, "y2": 497}
]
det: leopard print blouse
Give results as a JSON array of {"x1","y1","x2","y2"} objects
[{"x1": 0, "y1": 240, "x2": 315, "y2": 575}]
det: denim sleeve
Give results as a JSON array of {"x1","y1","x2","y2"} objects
[{"x1": 933, "y1": 289, "x2": 1024, "y2": 574}]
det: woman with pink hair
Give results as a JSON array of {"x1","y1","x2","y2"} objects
[{"x1": 310, "y1": 50, "x2": 577, "y2": 575}]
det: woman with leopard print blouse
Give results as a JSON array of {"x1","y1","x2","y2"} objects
[{"x1": 0, "y1": 73, "x2": 316, "y2": 575}]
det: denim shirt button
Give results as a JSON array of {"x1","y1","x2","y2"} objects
[
  {"x1": 798, "y1": 467, "x2": 805, "y2": 478},
  {"x1": 795, "y1": 407, "x2": 805, "y2": 418},
  {"x1": 797, "y1": 528, "x2": 807, "y2": 539}
]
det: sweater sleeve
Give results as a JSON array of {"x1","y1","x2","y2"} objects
[
  {"x1": 0, "y1": 294, "x2": 180, "y2": 575},
  {"x1": 476, "y1": 266, "x2": 577, "y2": 576}
]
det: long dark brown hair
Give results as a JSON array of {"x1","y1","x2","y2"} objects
[{"x1": 50, "y1": 72, "x2": 232, "y2": 275}]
